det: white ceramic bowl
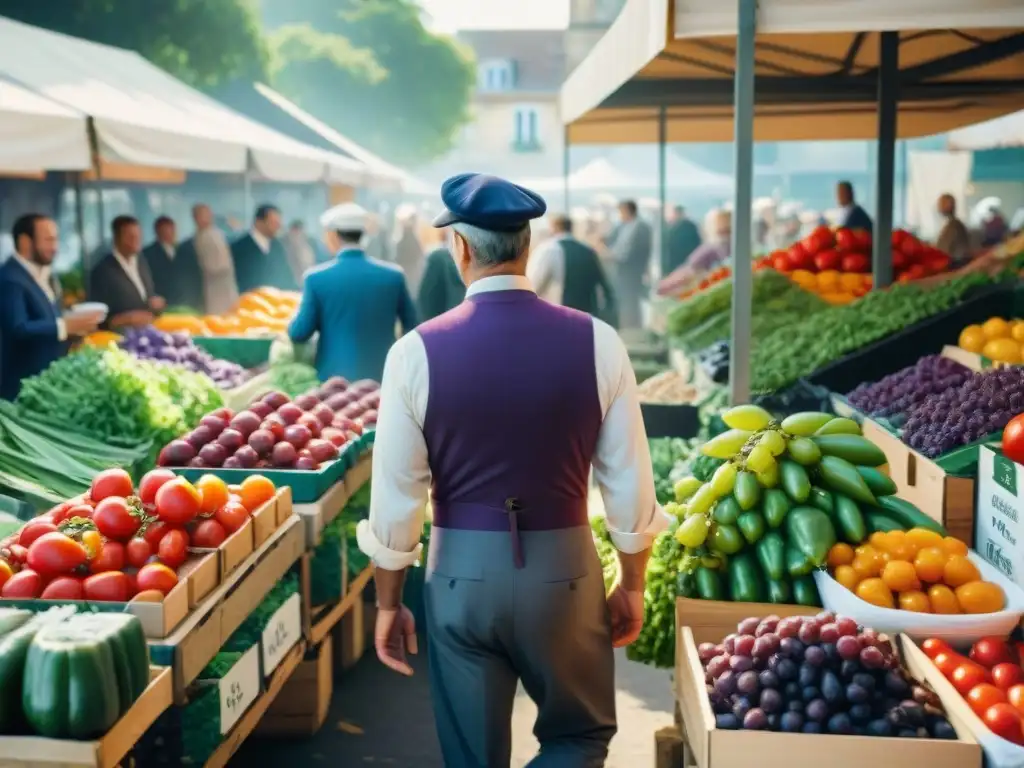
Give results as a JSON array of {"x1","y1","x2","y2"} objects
[{"x1": 68, "y1": 302, "x2": 109, "y2": 321}]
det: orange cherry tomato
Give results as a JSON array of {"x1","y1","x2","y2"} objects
[
  {"x1": 922, "y1": 638, "x2": 952, "y2": 659},
  {"x1": 992, "y1": 663, "x2": 1024, "y2": 692},
  {"x1": 967, "y1": 683, "x2": 1008, "y2": 717},
  {"x1": 951, "y1": 663, "x2": 989, "y2": 695}
]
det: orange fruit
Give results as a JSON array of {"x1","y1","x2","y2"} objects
[
  {"x1": 828, "y1": 542, "x2": 855, "y2": 568},
  {"x1": 196, "y1": 474, "x2": 230, "y2": 516},
  {"x1": 834, "y1": 565, "x2": 859, "y2": 591},
  {"x1": 914, "y1": 546, "x2": 948, "y2": 583},
  {"x1": 983, "y1": 317, "x2": 1012, "y2": 339},
  {"x1": 898, "y1": 590, "x2": 931, "y2": 613},
  {"x1": 944, "y1": 555, "x2": 982, "y2": 588},
  {"x1": 852, "y1": 553, "x2": 883, "y2": 579},
  {"x1": 955, "y1": 581, "x2": 1006, "y2": 614},
  {"x1": 855, "y1": 544, "x2": 879, "y2": 559},
  {"x1": 959, "y1": 325, "x2": 986, "y2": 353},
  {"x1": 882, "y1": 560, "x2": 921, "y2": 592},
  {"x1": 905, "y1": 528, "x2": 943, "y2": 550},
  {"x1": 941, "y1": 537, "x2": 970, "y2": 557},
  {"x1": 928, "y1": 584, "x2": 961, "y2": 614},
  {"x1": 856, "y1": 577, "x2": 894, "y2": 608},
  {"x1": 868, "y1": 532, "x2": 889, "y2": 550},
  {"x1": 1013, "y1": 323, "x2": 1024, "y2": 343},
  {"x1": 239, "y1": 475, "x2": 277, "y2": 512}
]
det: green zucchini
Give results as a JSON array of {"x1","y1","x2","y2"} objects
[
  {"x1": 865, "y1": 511, "x2": 903, "y2": 533},
  {"x1": 856, "y1": 466, "x2": 898, "y2": 497},
  {"x1": 874, "y1": 495, "x2": 947, "y2": 536}
]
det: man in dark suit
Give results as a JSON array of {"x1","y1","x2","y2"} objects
[
  {"x1": 231, "y1": 204, "x2": 298, "y2": 293},
  {"x1": 837, "y1": 180, "x2": 873, "y2": 233},
  {"x1": 88, "y1": 215, "x2": 165, "y2": 329},
  {"x1": 417, "y1": 229, "x2": 466, "y2": 322},
  {"x1": 0, "y1": 214, "x2": 101, "y2": 399},
  {"x1": 664, "y1": 204, "x2": 702, "y2": 275},
  {"x1": 142, "y1": 216, "x2": 203, "y2": 311}
]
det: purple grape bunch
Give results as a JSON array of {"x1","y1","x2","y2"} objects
[
  {"x1": 699, "y1": 613, "x2": 956, "y2": 739},
  {"x1": 901, "y1": 366, "x2": 1024, "y2": 457},
  {"x1": 847, "y1": 356, "x2": 972, "y2": 424}
]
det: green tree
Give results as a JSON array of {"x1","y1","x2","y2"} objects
[
  {"x1": 0, "y1": 0, "x2": 268, "y2": 89},
  {"x1": 265, "y1": 0, "x2": 475, "y2": 165}
]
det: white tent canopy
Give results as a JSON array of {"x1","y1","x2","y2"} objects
[
  {"x1": 516, "y1": 151, "x2": 732, "y2": 195},
  {"x1": 0, "y1": 76, "x2": 89, "y2": 172},
  {"x1": 253, "y1": 83, "x2": 432, "y2": 194},
  {"x1": 0, "y1": 16, "x2": 368, "y2": 183},
  {"x1": 947, "y1": 110, "x2": 1024, "y2": 150}
]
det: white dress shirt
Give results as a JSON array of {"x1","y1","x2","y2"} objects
[
  {"x1": 527, "y1": 233, "x2": 569, "y2": 305},
  {"x1": 160, "y1": 241, "x2": 175, "y2": 260},
  {"x1": 356, "y1": 273, "x2": 669, "y2": 571},
  {"x1": 12, "y1": 254, "x2": 66, "y2": 341},
  {"x1": 113, "y1": 251, "x2": 148, "y2": 301},
  {"x1": 250, "y1": 229, "x2": 271, "y2": 255}
]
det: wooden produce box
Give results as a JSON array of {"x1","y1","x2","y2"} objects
[
  {"x1": 675, "y1": 626, "x2": 981, "y2": 768},
  {"x1": 862, "y1": 418, "x2": 976, "y2": 545},
  {"x1": 257, "y1": 636, "x2": 334, "y2": 736},
  {"x1": 0, "y1": 667, "x2": 172, "y2": 768},
  {"x1": 294, "y1": 476, "x2": 351, "y2": 549},
  {"x1": 675, "y1": 597, "x2": 816, "y2": 647},
  {"x1": 332, "y1": 589, "x2": 366, "y2": 673}
]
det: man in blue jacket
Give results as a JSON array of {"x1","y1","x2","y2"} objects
[
  {"x1": 288, "y1": 203, "x2": 418, "y2": 383},
  {"x1": 0, "y1": 214, "x2": 101, "y2": 400}
]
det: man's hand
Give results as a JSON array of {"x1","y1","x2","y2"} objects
[
  {"x1": 65, "y1": 313, "x2": 101, "y2": 337},
  {"x1": 607, "y1": 584, "x2": 644, "y2": 648},
  {"x1": 374, "y1": 604, "x2": 417, "y2": 676},
  {"x1": 149, "y1": 295, "x2": 166, "y2": 312}
]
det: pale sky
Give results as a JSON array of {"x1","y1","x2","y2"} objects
[{"x1": 418, "y1": 0, "x2": 570, "y2": 31}]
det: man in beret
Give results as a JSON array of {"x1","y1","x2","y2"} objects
[
  {"x1": 357, "y1": 173, "x2": 667, "y2": 766},
  {"x1": 287, "y1": 202, "x2": 417, "y2": 382}
]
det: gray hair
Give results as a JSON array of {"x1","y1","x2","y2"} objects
[{"x1": 451, "y1": 222, "x2": 530, "y2": 267}]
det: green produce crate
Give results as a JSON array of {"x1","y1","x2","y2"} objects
[
  {"x1": 173, "y1": 457, "x2": 346, "y2": 503},
  {"x1": 193, "y1": 335, "x2": 274, "y2": 368}
]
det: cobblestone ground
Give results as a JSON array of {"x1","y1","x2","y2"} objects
[{"x1": 233, "y1": 646, "x2": 673, "y2": 767}]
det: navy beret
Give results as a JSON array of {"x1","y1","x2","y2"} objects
[{"x1": 432, "y1": 173, "x2": 546, "y2": 232}]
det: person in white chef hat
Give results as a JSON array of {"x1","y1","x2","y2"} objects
[{"x1": 287, "y1": 202, "x2": 418, "y2": 383}]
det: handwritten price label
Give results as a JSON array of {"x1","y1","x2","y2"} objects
[
  {"x1": 261, "y1": 593, "x2": 302, "y2": 676},
  {"x1": 218, "y1": 646, "x2": 260, "y2": 734}
]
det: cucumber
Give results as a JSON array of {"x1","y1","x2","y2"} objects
[
  {"x1": 811, "y1": 435, "x2": 887, "y2": 467},
  {"x1": 865, "y1": 511, "x2": 903, "y2": 533},
  {"x1": 856, "y1": 466, "x2": 898, "y2": 497},
  {"x1": 727, "y1": 552, "x2": 764, "y2": 603},
  {"x1": 875, "y1": 495, "x2": 947, "y2": 536},
  {"x1": 817, "y1": 455, "x2": 877, "y2": 506},
  {"x1": 779, "y1": 460, "x2": 811, "y2": 503},
  {"x1": 785, "y1": 506, "x2": 837, "y2": 567},
  {"x1": 834, "y1": 494, "x2": 868, "y2": 545},
  {"x1": 766, "y1": 577, "x2": 792, "y2": 604},
  {"x1": 786, "y1": 545, "x2": 814, "y2": 577},
  {"x1": 763, "y1": 489, "x2": 791, "y2": 529},
  {"x1": 792, "y1": 576, "x2": 822, "y2": 607},
  {"x1": 695, "y1": 567, "x2": 725, "y2": 601},
  {"x1": 808, "y1": 487, "x2": 835, "y2": 517}
]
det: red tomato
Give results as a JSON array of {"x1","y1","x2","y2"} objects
[
  {"x1": 64, "y1": 504, "x2": 94, "y2": 521},
  {"x1": 138, "y1": 468, "x2": 177, "y2": 505},
  {"x1": 896, "y1": 270, "x2": 915, "y2": 283},
  {"x1": 853, "y1": 229, "x2": 871, "y2": 251},
  {"x1": 89, "y1": 541, "x2": 126, "y2": 574},
  {"x1": 157, "y1": 528, "x2": 189, "y2": 569},
  {"x1": 993, "y1": 663, "x2": 1024, "y2": 692},
  {"x1": 1003, "y1": 415, "x2": 1024, "y2": 465},
  {"x1": 136, "y1": 563, "x2": 179, "y2": 595},
  {"x1": 770, "y1": 252, "x2": 792, "y2": 272},
  {"x1": 90, "y1": 468, "x2": 134, "y2": 502},
  {"x1": 41, "y1": 576, "x2": 85, "y2": 600},
  {"x1": 809, "y1": 225, "x2": 835, "y2": 253},
  {"x1": 834, "y1": 228, "x2": 858, "y2": 251},
  {"x1": 1008, "y1": 684, "x2": 1024, "y2": 715},
  {"x1": 900, "y1": 235, "x2": 923, "y2": 260},
  {"x1": 126, "y1": 537, "x2": 153, "y2": 568},
  {"x1": 922, "y1": 638, "x2": 953, "y2": 659},
  {"x1": 907, "y1": 263, "x2": 928, "y2": 280},
  {"x1": 934, "y1": 651, "x2": 968, "y2": 678},
  {"x1": 968, "y1": 683, "x2": 1008, "y2": 716},
  {"x1": 83, "y1": 571, "x2": 132, "y2": 602},
  {"x1": 26, "y1": 532, "x2": 88, "y2": 577},
  {"x1": 787, "y1": 242, "x2": 813, "y2": 271},
  {"x1": 813, "y1": 250, "x2": 841, "y2": 272},
  {"x1": 840, "y1": 253, "x2": 870, "y2": 273},
  {"x1": 215, "y1": 501, "x2": 249, "y2": 534},
  {"x1": 891, "y1": 229, "x2": 907, "y2": 251},
  {"x1": 952, "y1": 663, "x2": 990, "y2": 695},
  {"x1": 1, "y1": 569, "x2": 42, "y2": 598},
  {"x1": 93, "y1": 497, "x2": 141, "y2": 541},
  {"x1": 891, "y1": 251, "x2": 909, "y2": 270},
  {"x1": 984, "y1": 703, "x2": 1024, "y2": 744},
  {"x1": 47, "y1": 502, "x2": 73, "y2": 525},
  {"x1": 972, "y1": 638, "x2": 1016, "y2": 669},
  {"x1": 155, "y1": 478, "x2": 201, "y2": 525},
  {"x1": 143, "y1": 520, "x2": 173, "y2": 547},
  {"x1": 191, "y1": 519, "x2": 227, "y2": 549},
  {"x1": 18, "y1": 520, "x2": 58, "y2": 548}
]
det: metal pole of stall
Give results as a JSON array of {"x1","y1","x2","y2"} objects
[
  {"x1": 73, "y1": 172, "x2": 87, "y2": 297},
  {"x1": 562, "y1": 124, "x2": 570, "y2": 213},
  {"x1": 873, "y1": 31, "x2": 899, "y2": 289},
  {"x1": 728, "y1": 0, "x2": 757, "y2": 405},
  {"x1": 242, "y1": 165, "x2": 253, "y2": 220},
  {"x1": 657, "y1": 106, "x2": 667, "y2": 278}
]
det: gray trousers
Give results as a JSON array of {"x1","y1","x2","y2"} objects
[{"x1": 424, "y1": 526, "x2": 616, "y2": 768}]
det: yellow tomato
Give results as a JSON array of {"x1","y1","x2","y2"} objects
[
  {"x1": 958, "y1": 324, "x2": 986, "y2": 353},
  {"x1": 983, "y1": 317, "x2": 1012, "y2": 339},
  {"x1": 955, "y1": 581, "x2": 1005, "y2": 614},
  {"x1": 790, "y1": 270, "x2": 816, "y2": 288},
  {"x1": 983, "y1": 338, "x2": 1022, "y2": 364},
  {"x1": 898, "y1": 590, "x2": 932, "y2": 613},
  {"x1": 816, "y1": 270, "x2": 841, "y2": 291},
  {"x1": 839, "y1": 273, "x2": 863, "y2": 292},
  {"x1": 1012, "y1": 321, "x2": 1024, "y2": 343}
]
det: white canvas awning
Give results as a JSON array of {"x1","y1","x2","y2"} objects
[
  {"x1": 516, "y1": 151, "x2": 733, "y2": 194},
  {"x1": 947, "y1": 110, "x2": 1024, "y2": 150},
  {"x1": 0, "y1": 16, "x2": 366, "y2": 182},
  {"x1": 253, "y1": 83, "x2": 432, "y2": 193},
  {"x1": 0, "y1": 76, "x2": 89, "y2": 172},
  {"x1": 561, "y1": 0, "x2": 1024, "y2": 143}
]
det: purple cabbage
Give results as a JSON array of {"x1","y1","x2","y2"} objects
[{"x1": 119, "y1": 326, "x2": 250, "y2": 389}]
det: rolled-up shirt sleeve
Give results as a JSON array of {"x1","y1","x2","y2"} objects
[
  {"x1": 590, "y1": 320, "x2": 670, "y2": 553},
  {"x1": 355, "y1": 332, "x2": 431, "y2": 570}
]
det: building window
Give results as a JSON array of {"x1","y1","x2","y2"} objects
[
  {"x1": 513, "y1": 106, "x2": 541, "y2": 151},
  {"x1": 479, "y1": 60, "x2": 515, "y2": 92}
]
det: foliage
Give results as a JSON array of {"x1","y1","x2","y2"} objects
[
  {"x1": 1, "y1": 0, "x2": 268, "y2": 89},
  {"x1": 265, "y1": 0, "x2": 475, "y2": 165}
]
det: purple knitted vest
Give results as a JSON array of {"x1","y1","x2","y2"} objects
[{"x1": 418, "y1": 289, "x2": 601, "y2": 530}]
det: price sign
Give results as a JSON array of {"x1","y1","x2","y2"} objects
[
  {"x1": 261, "y1": 593, "x2": 302, "y2": 676},
  {"x1": 976, "y1": 446, "x2": 1024, "y2": 587},
  {"x1": 218, "y1": 645, "x2": 260, "y2": 735}
]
